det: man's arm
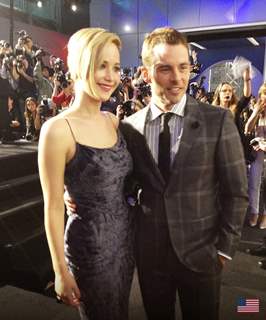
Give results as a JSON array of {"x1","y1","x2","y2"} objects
[{"x1": 215, "y1": 109, "x2": 248, "y2": 258}]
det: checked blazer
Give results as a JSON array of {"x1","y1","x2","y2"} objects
[{"x1": 120, "y1": 95, "x2": 248, "y2": 274}]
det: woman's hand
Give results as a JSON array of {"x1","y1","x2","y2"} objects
[
  {"x1": 55, "y1": 270, "x2": 81, "y2": 307},
  {"x1": 64, "y1": 188, "x2": 77, "y2": 215},
  {"x1": 253, "y1": 140, "x2": 266, "y2": 152},
  {"x1": 254, "y1": 99, "x2": 266, "y2": 114}
]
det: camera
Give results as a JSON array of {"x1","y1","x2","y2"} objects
[
  {"x1": 121, "y1": 100, "x2": 134, "y2": 117},
  {"x1": 25, "y1": 133, "x2": 33, "y2": 141},
  {"x1": 35, "y1": 48, "x2": 48, "y2": 60},
  {"x1": 39, "y1": 96, "x2": 52, "y2": 119},
  {"x1": 2, "y1": 55, "x2": 15, "y2": 70},
  {"x1": 250, "y1": 138, "x2": 260, "y2": 147},
  {"x1": 15, "y1": 55, "x2": 25, "y2": 69},
  {"x1": 56, "y1": 71, "x2": 71, "y2": 88},
  {"x1": 53, "y1": 57, "x2": 64, "y2": 73}
]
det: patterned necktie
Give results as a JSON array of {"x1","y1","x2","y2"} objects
[{"x1": 158, "y1": 112, "x2": 173, "y2": 182}]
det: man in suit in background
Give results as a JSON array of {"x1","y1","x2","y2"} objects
[{"x1": 121, "y1": 27, "x2": 248, "y2": 320}]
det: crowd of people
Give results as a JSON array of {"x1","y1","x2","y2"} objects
[
  {"x1": 0, "y1": 30, "x2": 74, "y2": 143},
  {"x1": 1, "y1": 26, "x2": 266, "y2": 320}
]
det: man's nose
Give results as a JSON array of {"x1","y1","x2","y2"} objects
[{"x1": 171, "y1": 69, "x2": 182, "y2": 82}]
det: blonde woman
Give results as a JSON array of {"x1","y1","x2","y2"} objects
[
  {"x1": 38, "y1": 28, "x2": 135, "y2": 320},
  {"x1": 245, "y1": 83, "x2": 266, "y2": 228}
]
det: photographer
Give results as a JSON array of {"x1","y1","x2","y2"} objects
[
  {"x1": 14, "y1": 31, "x2": 35, "y2": 68},
  {"x1": 12, "y1": 54, "x2": 37, "y2": 131},
  {"x1": 120, "y1": 67, "x2": 134, "y2": 101},
  {"x1": 34, "y1": 50, "x2": 53, "y2": 102},
  {"x1": 132, "y1": 67, "x2": 151, "y2": 106},
  {"x1": 6, "y1": 95, "x2": 21, "y2": 141},
  {"x1": 51, "y1": 72, "x2": 74, "y2": 111},
  {"x1": 0, "y1": 42, "x2": 18, "y2": 142}
]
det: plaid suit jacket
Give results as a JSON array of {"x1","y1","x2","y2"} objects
[{"x1": 120, "y1": 95, "x2": 248, "y2": 273}]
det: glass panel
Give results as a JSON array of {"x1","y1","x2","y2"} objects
[
  {"x1": 236, "y1": 0, "x2": 266, "y2": 24},
  {"x1": 111, "y1": 0, "x2": 138, "y2": 35},
  {"x1": 0, "y1": 0, "x2": 58, "y2": 23},
  {"x1": 200, "y1": 0, "x2": 236, "y2": 26},
  {"x1": 138, "y1": 0, "x2": 167, "y2": 33},
  {"x1": 120, "y1": 33, "x2": 139, "y2": 67},
  {"x1": 168, "y1": 0, "x2": 200, "y2": 29}
]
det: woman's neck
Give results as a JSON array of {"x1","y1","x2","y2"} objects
[{"x1": 71, "y1": 90, "x2": 102, "y2": 117}]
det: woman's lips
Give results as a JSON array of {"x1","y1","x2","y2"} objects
[{"x1": 98, "y1": 83, "x2": 114, "y2": 92}]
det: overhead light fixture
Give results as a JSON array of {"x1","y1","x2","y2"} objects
[
  {"x1": 37, "y1": 1, "x2": 43, "y2": 7},
  {"x1": 124, "y1": 25, "x2": 131, "y2": 32},
  {"x1": 71, "y1": 4, "x2": 78, "y2": 12},
  {"x1": 247, "y1": 37, "x2": 260, "y2": 46},
  {"x1": 189, "y1": 42, "x2": 207, "y2": 50}
]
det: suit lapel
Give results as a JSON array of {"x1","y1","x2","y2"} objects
[{"x1": 167, "y1": 96, "x2": 203, "y2": 190}]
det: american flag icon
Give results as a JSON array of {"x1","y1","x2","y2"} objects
[{"x1": 237, "y1": 298, "x2": 259, "y2": 313}]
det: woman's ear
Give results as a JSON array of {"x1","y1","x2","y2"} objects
[{"x1": 141, "y1": 66, "x2": 151, "y2": 84}]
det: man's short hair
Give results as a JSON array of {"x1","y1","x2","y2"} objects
[{"x1": 141, "y1": 27, "x2": 189, "y2": 67}]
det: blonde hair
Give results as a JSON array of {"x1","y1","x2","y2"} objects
[
  {"x1": 67, "y1": 28, "x2": 121, "y2": 100},
  {"x1": 212, "y1": 82, "x2": 238, "y2": 115},
  {"x1": 258, "y1": 82, "x2": 266, "y2": 98},
  {"x1": 141, "y1": 27, "x2": 189, "y2": 67}
]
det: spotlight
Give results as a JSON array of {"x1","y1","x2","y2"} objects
[
  {"x1": 71, "y1": 4, "x2": 78, "y2": 12},
  {"x1": 124, "y1": 25, "x2": 131, "y2": 32},
  {"x1": 37, "y1": 1, "x2": 43, "y2": 7}
]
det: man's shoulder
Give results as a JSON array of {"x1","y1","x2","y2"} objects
[{"x1": 124, "y1": 106, "x2": 149, "y2": 124}]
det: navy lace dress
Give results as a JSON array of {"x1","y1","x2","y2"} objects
[{"x1": 64, "y1": 119, "x2": 135, "y2": 320}]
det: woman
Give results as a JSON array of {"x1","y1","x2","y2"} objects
[
  {"x1": 38, "y1": 28, "x2": 135, "y2": 320},
  {"x1": 212, "y1": 68, "x2": 252, "y2": 167},
  {"x1": 212, "y1": 66, "x2": 251, "y2": 131},
  {"x1": 245, "y1": 83, "x2": 266, "y2": 229},
  {"x1": 24, "y1": 96, "x2": 41, "y2": 140}
]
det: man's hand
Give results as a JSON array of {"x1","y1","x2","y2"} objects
[
  {"x1": 218, "y1": 255, "x2": 227, "y2": 267},
  {"x1": 64, "y1": 189, "x2": 77, "y2": 215}
]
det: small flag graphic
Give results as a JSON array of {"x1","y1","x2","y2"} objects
[{"x1": 237, "y1": 298, "x2": 259, "y2": 313}]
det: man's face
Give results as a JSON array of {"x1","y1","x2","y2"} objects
[
  {"x1": 42, "y1": 67, "x2": 49, "y2": 79},
  {"x1": 143, "y1": 43, "x2": 190, "y2": 110}
]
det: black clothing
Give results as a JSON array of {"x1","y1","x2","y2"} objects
[{"x1": 64, "y1": 123, "x2": 135, "y2": 320}]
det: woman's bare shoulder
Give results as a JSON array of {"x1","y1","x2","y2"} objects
[{"x1": 103, "y1": 111, "x2": 119, "y2": 129}]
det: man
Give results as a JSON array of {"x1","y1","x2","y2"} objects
[
  {"x1": 33, "y1": 53, "x2": 53, "y2": 103},
  {"x1": 120, "y1": 27, "x2": 248, "y2": 320},
  {"x1": 65, "y1": 27, "x2": 248, "y2": 319}
]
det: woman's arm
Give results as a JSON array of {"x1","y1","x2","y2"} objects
[
  {"x1": 243, "y1": 66, "x2": 251, "y2": 98},
  {"x1": 38, "y1": 119, "x2": 80, "y2": 306}
]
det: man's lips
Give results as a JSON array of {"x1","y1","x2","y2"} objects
[{"x1": 167, "y1": 87, "x2": 182, "y2": 94}]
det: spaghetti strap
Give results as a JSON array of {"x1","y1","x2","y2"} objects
[
  {"x1": 64, "y1": 118, "x2": 76, "y2": 142},
  {"x1": 106, "y1": 112, "x2": 117, "y2": 131}
]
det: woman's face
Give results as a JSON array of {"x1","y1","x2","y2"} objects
[
  {"x1": 26, "y1": 100, "x2": 37, "y2": 112},
  {"x1": 219, "y1": 84, "x2": 233, "y2": 105},
  {"x1": 93, "y1": 42, "x2": 121, "y2": 101}
]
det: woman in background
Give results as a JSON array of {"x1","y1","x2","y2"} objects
[{"x1": 245, "y1": 83, "x2": 266, "y2": 229}]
